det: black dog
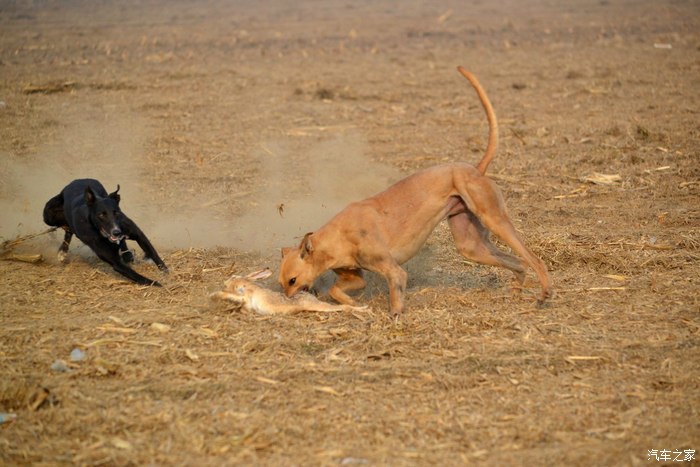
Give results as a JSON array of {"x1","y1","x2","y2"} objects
[{"x1": 43, "y1": 179, "x2": 168, "y2": 286}]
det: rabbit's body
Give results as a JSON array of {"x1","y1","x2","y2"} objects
[{"x1": 210, "y1": 269, "x2": 368, "y2": 315}]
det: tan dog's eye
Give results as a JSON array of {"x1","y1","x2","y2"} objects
[{"x1": 288, "y1": 278, "x2": 296, "y2": 286}]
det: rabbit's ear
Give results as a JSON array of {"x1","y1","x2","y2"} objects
[{"x1": 246, "y1": 269, "x2": 272, "y2": 281}]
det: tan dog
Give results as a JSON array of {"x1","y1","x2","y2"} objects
[{"x1": 279, "y1": 66, "x2": 552, "y2": 315}]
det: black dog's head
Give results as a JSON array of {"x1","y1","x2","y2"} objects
[{"x1": 85, "y1": 185, "x2": 124, "y2": 244}]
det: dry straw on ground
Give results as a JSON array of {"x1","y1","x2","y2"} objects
[{"x1": 1, "y1": 0, "x2": 699, "y2": 465}]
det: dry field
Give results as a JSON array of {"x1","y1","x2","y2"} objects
[{"x1": 1, "y1": 0, "x2": 699, "y2": 465}]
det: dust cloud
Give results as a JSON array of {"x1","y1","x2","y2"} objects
[
  {"x1": 1, "y1": 102, "x2": 400, "y2": 259},
  {"x1": 229, "y1": 132, "x2": 400, "y2": 254},
  {"x1": 146, "y1": 132, "x2": 401, "y2": 256}
]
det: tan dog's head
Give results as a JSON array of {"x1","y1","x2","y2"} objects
[{"x1": 279, "y1": 232, "x2": 321, "y2": 297}]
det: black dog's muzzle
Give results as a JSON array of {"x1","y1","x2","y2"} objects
[{"x1": 100, "y1": 227, "x2": 125, "y2": 244}]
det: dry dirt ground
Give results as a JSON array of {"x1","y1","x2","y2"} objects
[{"x1": 1, "y1": 0, "x2": 699, "y2": 465}]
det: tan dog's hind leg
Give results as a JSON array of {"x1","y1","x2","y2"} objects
[
  {"x1": 328, "y1": 268, "x2": 366, "y2": 305},
  {"x1": 458, "y1": 175, "x2": 552, "y2": 302},
  {"x1": 448, "y1": 210, "x2": 528, "y2": 292}
]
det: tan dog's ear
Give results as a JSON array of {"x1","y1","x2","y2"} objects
[
  {"x1": 299, "y1": 232, "x2": 314, "y2": 259},
  {"x1": 281, "y1": 247, "x2": 294, "y2": 258}
]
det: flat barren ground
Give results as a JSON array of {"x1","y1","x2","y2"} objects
[{"x1": 1, "y1": 0, "x2": 699, "y2": 465}]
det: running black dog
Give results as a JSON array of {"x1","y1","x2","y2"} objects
[{"x1": 43, "y1": 179, "x2": 168, "y2": 286}]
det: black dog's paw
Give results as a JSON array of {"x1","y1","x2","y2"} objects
[
  {"x1": 57, "y1": 250, "x2": 69, "y2": 264},
  {"x1": 120, "y1": 249, "x2": 135, "y2": 263},
  {"x1": 157, "y1": 263, "x2": 169, "y2": 274}
]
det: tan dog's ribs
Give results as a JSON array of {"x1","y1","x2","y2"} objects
[{"x1": 279, "y1": 66, "x2": 552, "y2": 315}]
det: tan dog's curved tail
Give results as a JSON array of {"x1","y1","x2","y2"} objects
[{"x1": 457, "y1": 66, "x2": 498, "y2": 175}]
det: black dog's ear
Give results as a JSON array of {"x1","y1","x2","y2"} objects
[
  {"x1": 109, "y1": 184, "x2": 121, "y2": 204},
  {"x1": 85, "y1": 186, "x2": 96, "y2": 206}
]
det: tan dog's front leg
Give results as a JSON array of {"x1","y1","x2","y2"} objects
[
  {"x1": 328, "y1": 268, "x2": 366, "y2": 305},
  {"x1": 386, "y1": 266, "x2": 408, "y2": 316},
  {"x1": 368, "y1": 260, "x2": 408, "y2": 316}
]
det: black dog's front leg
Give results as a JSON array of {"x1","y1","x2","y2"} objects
[
  {"x1": 118, "y1": 239, "x2": 134, "y2": 263},
  {"x1": 119, "y1": 215, "x2": 168, "y2": 272},
  {"x1": 113, "y1": 262, "x2": 162, "y2": 287},
  {"x1": 93, "y1": 243, "x2": 162, "y2": 287}
]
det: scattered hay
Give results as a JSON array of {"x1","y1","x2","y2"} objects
[
  {"x1": 1, "y1": 228, "x2": 56, "y2": 263},
  {"x1": 2, "y1": 1, "x2": 699, "y2": 465}
]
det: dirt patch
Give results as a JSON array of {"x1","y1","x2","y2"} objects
[{"x1": 1, "y1": 0, "x2": 699, "y2": 465}]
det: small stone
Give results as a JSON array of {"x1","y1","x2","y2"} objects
[
  {"x1": 0, "y1": 413, "x2": 17, "y2": 424},
  {"x1": 70, "y1": 348, "x2": 86, "y2": 362},
  {"x1": 51, "y1": 359, "x2": 70, "y2": 372}
]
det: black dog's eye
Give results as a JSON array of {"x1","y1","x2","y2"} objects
[
  {"x1": 288, "y1": 277, "x2": 296, "y2": 286},
  {"x1": 98, "y1": 212, "x2": 107, "y2": 219}
]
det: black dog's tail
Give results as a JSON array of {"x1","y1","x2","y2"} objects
[
  {"x1": 43, "y1": 192, "x2": 66, "y2": 227},
  {"x1": 456, "y1": 66, "x2": 498, "y2": 175}
]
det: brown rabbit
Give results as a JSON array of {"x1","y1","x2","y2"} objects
[{"x1": 210, "y1": 269, "x2": 369, "y2": 315}]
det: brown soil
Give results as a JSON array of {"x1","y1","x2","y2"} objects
[{"x1": 1, "y1": 0, "x2": 699, "y2": 465}]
